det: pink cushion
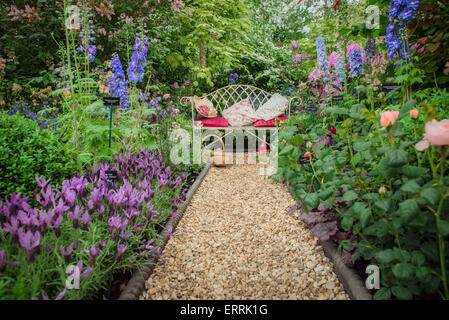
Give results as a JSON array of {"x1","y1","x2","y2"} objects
[
  {"x1": 194, "y1": 117, "x2": 229, "y2": 127},
  {"x1": 253, "y1": 116, "x2": 288, "y2": 127}
]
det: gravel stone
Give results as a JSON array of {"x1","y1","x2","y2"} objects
[{"x1": 143, "y1": 155, "x2": 349, "y2": 300}]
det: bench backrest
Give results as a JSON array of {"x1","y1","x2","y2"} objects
[{"x1": 181, "y1": 84, "x2": 298, "y2": 123}]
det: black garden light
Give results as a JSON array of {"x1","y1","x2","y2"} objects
[
  {"x1": 382, "y1": 83, "x2": 400, "y2": 105},
  {"x1": 305, "y1": 100, "x2": 317, "y2": 128},
  {"x1": 102, "y1": 96, "x2": 120, "y2": 149}
]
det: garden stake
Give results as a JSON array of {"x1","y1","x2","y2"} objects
[{"x1": 109, "y1": 103, "x2": 113, "y2": 148}]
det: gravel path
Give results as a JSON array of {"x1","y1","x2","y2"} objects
[{"x1": 142, "y1": 156, "x2": 349, "y2": 300}]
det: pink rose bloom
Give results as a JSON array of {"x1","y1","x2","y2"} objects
[
  {"x1": 410, "y1": 109, "x2": 419, "y2": 119},
  {"x1": 380, "y1": 111, "x2": 399, "y2": 128},
  {"x1": 424, "y1": 119, "x2": 449, "y2": 146},
  {"x1": 163, "y1": 94, "x2": 170, "y2": 99},
  {"x1": 0, "y1": 100, "x2": 5, "y2": 105}
]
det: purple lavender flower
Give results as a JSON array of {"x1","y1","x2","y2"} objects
[
  {"x1": 38, "y1": 288, "x2": 67, "y2": 300},
  {"x1": 81, "y1": 211, "x2": 91, "y2": 230},
  {"x1": 3, "y1": 216, "x2": 20, "y2": 242},
  {"x1": 60, "y1": 242, "x2": 74, "y2": 263},
  {"x1": 67, "y1": 205, "x2": 83, "y2": 229},
  {"x1": 99, "y1": 240, "x2": 106, "y2": 248},
  {"x1": 165, "y1": 227, "x2": 173, "y2": 241},
  {"x1": 18, "y1": 229, "x2": 41, "y2": 262},
  {"x1": 115, "y1": 242, "x2": 127, "y2": 261},
  {"x1": 146, "y1": 201, "x2": 160, "y2": 222},
  {"x1": 108, "y1": 215, "x2": 124, "y2": 240},
  {"x1": 86, "y1": 246, "x2": 100, "y2": 266}
]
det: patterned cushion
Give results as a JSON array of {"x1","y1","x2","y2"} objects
[
  {"x1": 194, "y1": 117, "x2": 229, "y2": 127},
  {"x1": 253, "y1": 116, "x2": 288, "y2": 127},
  {"x1": 255, "y1": 93, "x2": 289, "y2": 121},
  {"x1": 193, "y1": 96, "x2": 217, "y2": 118},
  {"x1": 221, "y1": 99, "x2": 258, "y2": 126}
]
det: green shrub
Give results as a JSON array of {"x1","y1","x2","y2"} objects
[{"x1": 0, "y1": 111, "x2": 77, "y2": 198}]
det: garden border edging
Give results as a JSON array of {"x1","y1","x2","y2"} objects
[
  {"x1": 118, "y1": 162, "x2": 211, "y2": 300},
  {"x1": 286, "y1": 185, "x2": 372, "y2": 300}
]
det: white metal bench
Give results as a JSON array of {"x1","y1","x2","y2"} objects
[{"x1": 180, "y1": 84, "x2": 301, "y2": 150}]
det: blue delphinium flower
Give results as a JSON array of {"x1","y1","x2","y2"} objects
[
  {"x1": 315, "y1": 36, "x2": 329, "y2": 75},
  {"x1": 108, "y1": 54, "x2": 130, "y2": 109},
  {"x1": 77, "y1": 29, "x2": 96, "y2": 62},
  {"x1": 87, "y1": 45, "x2": 96, "y2": 62},
  {"x1": 364, "y1": 38, "x2": 376, "y2": 59},
  {"x1": 229, "y1": 73, "x2": 239, "y2": 84},
  {"x1": 386, "y1": 0, "x2": 420, "y2": 63},
  {"x1": 335, "y1": 57, "x2": 346, "y2": 85},
  {"x1": 349, "y1": 49, "x2": 363, "y2": 78},
  {"x1": 127, "y1": 35, "x2": 149, "y2": 83}
]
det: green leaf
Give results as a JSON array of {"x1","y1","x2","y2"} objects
[
  {"x1": 420, "y1": 188, "x2": 441, "y2": 206},
  {"x1": 375, "y1": 199, "x2": 391, "y2": 212},
  {"x1": 342, "y1": 190, "x2": 358, "y2": 202},
  {"x1": 318, "y1": 188, "x2": 334, "y2": 201},
  {"x1": 341, "y1": 216, "x2": 354, "y2": 231},
  {"x1": 374, "y1": 287, "x2": 391, "y2": 300},
  {"x1": 437, "y1": 220, "x2": 449, "y2": 237},
  {"x1": 279, "y1": 145, "x2": 294, "y2": 156},
  {"x1": 401, "y1": 166, "x2": 428, "y2": 178},
  {"x1": 398, "y1": 199, "x2": 419, "y2": 224},
  {"x1": 292, "y1": 134, "x2": 304, "y2": 146},
  {"x1": 305, "y1": 193, "x2": 320, "y2": 209},
  {"x1": 375, "y1": 249, "x2": 395, "y2": 264},
  {"x1": 391, "y1": 286, "x2": 413, "y2": 300},
  {"x1": 400, "y1": 180, "x2": 421, "y2": 194},
  {"x1": 411, "y1": 251, "x2": 425, "y2": 266},
  {"x1": 387, "y1": 148, "x2": 409, "y2": 167},
  {"x1": 392, "y1": 263, "x2": 414, "y2": 280}
]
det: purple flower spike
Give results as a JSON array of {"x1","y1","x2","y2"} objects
[
  {"x1": 99, "y1": 240, "x2": 106, "y2": 248},
  {"x1": 18, "y1": 228, "x2": 41, "y2": 262},
  {"x1": 41, "y1": 288, "x2": 67, "y2": 300},
  {"x1": 68, "y1": 206, "x2": 83, "y2": 229},
  {"x1": 81, "y1": 211, "x2": 91, "y2": 231},
  {"x1": 88, "y1": 246, "x2": 100, "y2": 266},
  {"x1": 60, "y1": 242, "x2": 74, "y2": 263},
  {"x1": 115, "y1": 242, "x2": 127, "y2": 261}
]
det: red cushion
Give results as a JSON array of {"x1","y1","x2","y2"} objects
[
  {"x1": 253, "y1": 116, "x2": 288, "y2": 127},
  {"x1": 195, "y1": 117, "x2": 229, "y2": 127}
]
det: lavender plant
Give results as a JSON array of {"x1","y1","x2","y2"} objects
[{"x1": 0, "y1": 147, "x2": 189, "y2": 299}]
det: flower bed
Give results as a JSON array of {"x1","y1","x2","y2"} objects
[{"x1": 0, "y1": 147, "x2": 195, "y2": 300}]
